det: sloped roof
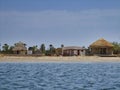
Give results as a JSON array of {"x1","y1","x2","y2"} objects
[
  {"x1": 12, "y1": 41, "x2": 27, "y2": 51},
  {"x1": 63, "y1": 46, "x2": 85, "y2": 50},
  {"x1": 90, "y1": 38, "x2": 113, "y2": 47}
]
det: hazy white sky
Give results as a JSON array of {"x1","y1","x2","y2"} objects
[{"x1": 0, "y1": 0, "x2": 120, "y2": 48}]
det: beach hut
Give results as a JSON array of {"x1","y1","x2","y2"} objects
[
  {"x1": 89, "y1": 38, "x2": 113, "y2": 55},
  {"x1": 12, "y1": 41, "x2": 27, "y2": 55},
  {"x1": 62, "y1": 46, "x2": 85, "y2": 56}
]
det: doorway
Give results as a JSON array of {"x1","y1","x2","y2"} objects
[
  {"x1": 100, "y1": 48, "x2": 106, "y2": 54},
  {"x1": 17, "y1": 51, "x2": 20, "y2": 54},
  {"x1": 77, "y1": 50, "x2": 80, "y2": 55}
]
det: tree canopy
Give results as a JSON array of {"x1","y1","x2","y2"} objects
[
  {"x1": 112, "y1": 42, "x2": 120, "y2": 54},
  {"x1": 40, "y1": 44, "x2": 46, "y2": 55}
]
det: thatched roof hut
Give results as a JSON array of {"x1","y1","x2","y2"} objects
[
  {"x1": 12, "y1": 41, "x2": 27, "y2": 54},
  {"x1": 90, "y1": 38, "x2": 113, "y2": 48},
  {"x1": 89, "y1": 38, "x2": 113, "y2": 55}
]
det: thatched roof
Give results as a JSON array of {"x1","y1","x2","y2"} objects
[
  {"x1": 63, "y1": 46, "x2": 85, "y2": 50},
  {"x1": 90, "y1": 38, "x2": 113, "y2": 47},
  {"x1": 12, "y1": 41, "x2": 27, "y2": 51}
]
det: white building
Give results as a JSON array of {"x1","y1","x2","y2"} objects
[{"x1": 62, "y1": 46, "x2": 86, "y2": 56}]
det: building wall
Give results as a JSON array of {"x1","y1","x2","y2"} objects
[
  {"x1": 63, "y1": 49, "x2": 85, "y2": 56},
  {"x1": 20, "y1": 51, "x2": 26, "y2": 55},
  {"x1": 90, "y1": 47, "x2": 113, "y2": 55},
  {"x1": 27, "y1": 50, "x2": 33, "y2": 55},
  {"x1": 106, "y1": 48, "x2": 113, "y2": 55},
  {"x1": 13, "y1": 50, "x2": 26, "y2": 55},
  {"x1": 80, "y1": 50, "x2": 86, "y2": 56}
]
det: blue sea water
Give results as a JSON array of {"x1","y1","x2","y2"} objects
[{"x1": 0, "y1": 62, "x2": 120, "y2": 90}]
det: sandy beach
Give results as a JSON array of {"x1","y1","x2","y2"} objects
[{"x1": 0, "y1": 55, "x2": 120, "y2": 63}]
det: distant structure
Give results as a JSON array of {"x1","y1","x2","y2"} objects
[
  {"x1": 27, "y1": 50, "x2": 32, "y2": 55},
  {"x1": 89, "y1": 38, "x2": 114, "y2": 55},
  {"x1": 62, "y1": 46, "x2": 86, "y2": 56},
  {"x1": 12, "y1": 41, "x2": 27, "y2": 55}
]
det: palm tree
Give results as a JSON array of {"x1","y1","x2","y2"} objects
[
  {"x1": 61, "y1": 44, "x2": 64, "y2": 48},
  {"x1": 61, "y1": 44, "x2": 64, "y2": 55},
  {"x1": 0, "y1": 43, "x2": 1, "y2": 52},
  {"x1": 40, "y1": 44, "x2": 46, "y2": 55},
  {"x1": 2, "y1": 44, "x2": 9, "y2": 54},
  {"x1": 49, "y1": 44, "x2": 53, "y2": 55},
  {"x1": 2, "y1": 44, "x2": 9, "y2": 52},
  {"x1": 112, "y1": 42, "x2": 120, "y2": 54},
  {"x1": 9, "y1": 46, "x2": 14, "y2": 54},
  {"x1": 49, "y1": 44, "x2": 56, "y2": 56},
  {"x1": 32, "y1": 45, "x2": 38, "y2": 54}
]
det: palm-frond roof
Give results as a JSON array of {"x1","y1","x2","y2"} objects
[{"x1": 90, "y1": 38, "x2": 113, "y2": 47}]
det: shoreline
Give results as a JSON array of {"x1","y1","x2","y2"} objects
[{"x1": 0, "y1": 56, "x2": 120, "y2": 63}]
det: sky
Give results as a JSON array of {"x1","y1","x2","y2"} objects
[{"x1": 0, "y1": 0, "x2": 120, "y2": 48}]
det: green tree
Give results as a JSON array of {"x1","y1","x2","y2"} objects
[
  {"x1": 40, "y1": 44, "x2": 46, "y2": 55},
  {"x1": 28, "y1": 45, "x2": 38, "y2": 54},
  {"x1": 56, "y1": 48, "x2": 62, "y2": 56},
  {"x1": 8, "y1": 46, "x2": 14, "y2": 54},
  {"x1": 61, "y1": 44, "x2": 64, "y2": 48},
  {"x1": 2, "y1": 44, "x2": 9, "y2": 53},
  {"x1": 45, "y1": 49, "x2": 51, "y2": 56},
  {"x1": 28, "y1": 47, "x2": 33, "y2": 50},
  {"x1": 112, "y1": 42, "x2": 120, "y2": 54},
  {"x1": 49, "y1": 44, "x2": 56, "y2": 56},
  {"x1": 33, "y1": 45, "x2": 38, "y2": 51},
  {"x1": 0, "y1": 43, "x2": 1, "y2": 53}
]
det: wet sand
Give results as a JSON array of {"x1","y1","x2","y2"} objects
[{"x1": 0, "y1": 56, "x2": 120, "y2": 63}]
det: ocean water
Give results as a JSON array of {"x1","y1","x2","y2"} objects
[{"x1": 0, "y1": 62, "x2": 120, "y2": 90}]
